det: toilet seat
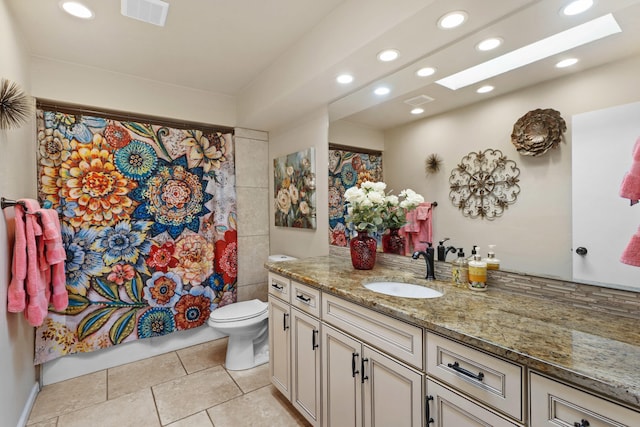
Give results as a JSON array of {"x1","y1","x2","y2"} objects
[{"x1": 209, "y1": 299, "x2": 268, "y2": 323}]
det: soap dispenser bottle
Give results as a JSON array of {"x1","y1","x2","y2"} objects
[
  {"x1": 483, "y1": 245, "x2": 500, "y2": 270},
  {"x1": 451, "y1": 248, "x2": 468, "y2": 288},
  {"x1": 437, "y1": 238, "x2": 450, "y2": 261},
  {"x1": 468, "y1": 247, "x2": 487, "y2": 291},
  {"x1": 468, "y1": 245, "x2": 478, "y2": 261}
]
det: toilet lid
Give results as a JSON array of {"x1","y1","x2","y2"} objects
[{"x1": 209, "y1": 299, "x2": 268, "y2": 322}]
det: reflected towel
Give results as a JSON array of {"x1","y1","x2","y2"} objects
[
  {"x1": 621, "y1": 228, "x2": 640, "y2": 267},
  {"x1": 620, "y1": 137, "x2": 640, "y2": 205}
]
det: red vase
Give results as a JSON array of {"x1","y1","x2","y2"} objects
[
  {"x1": 382, "y1": 228, "x2": 405, "y2": 255},
  {"x1": 350, "y1": 231, "x2": 377, "y2": 270}
]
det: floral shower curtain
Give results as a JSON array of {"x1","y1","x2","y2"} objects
[{"x1": 34, "y1": 107, "x2": 237, "y2": 364}]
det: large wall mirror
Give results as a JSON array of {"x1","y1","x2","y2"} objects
[{"x1": 327, "y1": 0, "x2": 640, "y2": 292}]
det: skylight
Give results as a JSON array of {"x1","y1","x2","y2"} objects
[{"x1": 436, "y1": 14, "x2": 621, "y2": 90}]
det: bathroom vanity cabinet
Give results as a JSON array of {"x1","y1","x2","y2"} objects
[
  {"x1": 266, "y1": 257, "x2": 640, "y2": 427},
  {"x1": 268, "y1": 273, "x2": 322, "y2": 427},
  {"x1": 322, "y1": 294, "x2": 424, "y2": 427}
]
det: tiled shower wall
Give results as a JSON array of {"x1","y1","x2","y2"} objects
[
  {"x1": 330, "y1": 246, "x2": 640, "y2": 320},
  {"x1": 235, "y1": 128, "x2": 270, "y2": 302}
]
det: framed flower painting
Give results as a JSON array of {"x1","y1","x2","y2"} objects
[{"x1": 273, "y1": 147, "x2": 316, "y2": 229}]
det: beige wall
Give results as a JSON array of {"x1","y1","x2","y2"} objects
[
  {"x1": 0, "y1": 0, "x2": 38, "y2": 425},
  {"x1": 328, "y1": 119, "x2": 385, "y2": 152},
  {"x1": 269, "y1": 108, "x2": 330, "y2": 258},
  {"x1": 382, "y1": 54, "x2": 640, "y2": 279}
]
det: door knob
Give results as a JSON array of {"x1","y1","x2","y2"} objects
[{"x1": 575, "y1": 247, "x2": 588, "y2": 256}]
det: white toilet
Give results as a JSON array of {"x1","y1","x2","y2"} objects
[
  {"x1": 208, "y1": 254, "x2": 297, "y2": 371},
  {"x1": 208, "y1": 298, "x2": 269, "y2": 371}
]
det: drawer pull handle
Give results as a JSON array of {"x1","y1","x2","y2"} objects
[
  {"x1": 351, "y1": 352, "x2": 359, "y2": 377},
  {"x1": 283, "y1": 313, "x2": 289, "y2": 331},
  {"x1": 271, "y1": 282, "x2": 284, "y2": 291},
  {"x1": 296, "y1": 294, "x2": 311, "y2": 303},
  {"x1": 361, "y1": 357, "x2": 369, "y2": 383},
  {"x1": 447, "y1": 361, "x2": 484, "y2": 381},
  {"x1": 312, "y1": 329, "x2": 319, "y2": 350},
  {"x1": 425, "y1": 395, "x2": 434, "y2": 424},
  {"x1": 574, "y1": 420, "x2": 590, "y2": 427}
]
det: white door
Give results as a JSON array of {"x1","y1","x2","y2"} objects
[
  {"x1": 291, "y1": 308, "x2": 321, "y2": 427},
  {"x1": 572, "y1": 101, "x2": 640, "y2": 290},
  {"x1": 362, "y1": 345, "x2": 423, "y2": 427},
  {"x1": 268, "y1": 295, "x2": 291, "y2": 399},
  {"x1": 322, "y1": 325, "x2": 362, "y2": 427}
]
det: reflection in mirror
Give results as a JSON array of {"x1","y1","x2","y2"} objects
[{"x1": 327, "y1": 0, "x2": 640, "y2": 291}]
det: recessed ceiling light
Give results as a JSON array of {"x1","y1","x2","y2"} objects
[
  {"x1": 416, "y1": 67, "x2": 436, "y2": 77},
  {"x1": 60, "y1": 1, "x2": 94, "y2": 19},
  {"x1": 377, "y1": 49, "x2": 400, "y2": 62},
  {"x1": 436, "y1": 14, "x2": 621, "y2": 90},
  {"x1": 438, "y1": 11, "x2": 468, "y2": 29},
  {"x1": 336, "y1": 74, "x2": 354, "y2": 84},
  {"x1": 556, "y1": 58, "x2": 579, "y2": 68},
  {"x1": 374, "y1": 87, "x2": 390, "y2": 96},
  {"x1": 562, "y1": 0, "x2": 594, "y2": 16},
  {"x1": 476, "y1": 85, "x2": 494, "y2": 93},
  {"x1": 411, "y1": 108, "x2": 425, "y2": 115},
  {"x1": 476, "y1": 37, "x2": 503, "y2": 52}
]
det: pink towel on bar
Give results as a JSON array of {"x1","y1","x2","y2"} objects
[
  {"x1": 621, "y1": 227, "x2": 640, "y2": 267},
  {"x1": 38, "y1": 208, "x2": 68, "y2": 311},
  {"x1": 620, "y1": 137, "x2": 640, "y2": 205},
  {"x1": 400, "y1": 202, "x2": 433, "y2": 255},
  {"x1": 7, "y1": 203, "x2": 27, "y2": 313},
  {"x1": 23, "y1": 199, "x2": 49, "y2": 326}
]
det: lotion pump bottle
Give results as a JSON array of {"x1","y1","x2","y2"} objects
[
  {"x1": 468, "y1": 248, "x2": 487, "y2": 291},
  {"x1": 484, "y1": 245, "x2": 500, "y2": 270},
  {"x1": 451, "y1": 248, "x2": 468, "y2": 288}
]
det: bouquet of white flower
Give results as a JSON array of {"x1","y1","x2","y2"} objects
[
  {"x1": 343, "y1": 181, "x2": 387, "y2": 234},
  {"x1": 382, "y1": 188, "x2": 425, "y2": 229}
]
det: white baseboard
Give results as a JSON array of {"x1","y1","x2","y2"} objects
[
  {"x1": 41, "y1": 327, "x2": 226, "y2": 385},
  {"x1": 17, "y1": 382, "x2": 39, "y2": 427}
]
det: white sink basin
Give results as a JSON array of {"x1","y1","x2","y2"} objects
[{"x1": 364, "y1": 282, "x2": 443, "y2": 299}]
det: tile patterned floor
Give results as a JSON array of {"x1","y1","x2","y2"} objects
[{"x1": 27, "y1": 338, "x2": 311, "y2": 427}]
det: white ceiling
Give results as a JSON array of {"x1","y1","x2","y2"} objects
[{"x1": 6, "y1": 0, "x2": 640, "y2": 131}]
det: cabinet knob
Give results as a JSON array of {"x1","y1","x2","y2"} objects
[
  {"x1": 574, "y1": 420, "x2": 590, "y2": 427},
  {"x1": 575, "y1": 247, "x2": 588, "y2": 256}
]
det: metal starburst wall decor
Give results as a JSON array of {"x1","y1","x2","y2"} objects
[
  {"x1": 449, "y1": 149, "x2": 520, "y2": 220},
  {"x1": 0, "y1": 78, "x2": 34, "y2": 130}
]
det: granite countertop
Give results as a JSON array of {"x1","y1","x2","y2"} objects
[{"x1": 266, "y1": 255, "x2": 640, "y2": 409}]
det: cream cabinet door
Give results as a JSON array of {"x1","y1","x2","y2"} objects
[
  {"x1": 269, "y1": 295, "x2": 291, "y2": 400},
  {"x1": 291, "y1": 308, "x2": 321, "y2": 427},
  {"x1": 427, "y1": 379, "x2": 519, "y2": 427},
  {"x1": 530, "y1": 372, "x2": 640, "y2": 427},
  {"x1": 322, "y1": 325, "x2": 362, "y2": 427},
  {"x1": 363, "y1": 345, "x2": 423, "y2": 427}
]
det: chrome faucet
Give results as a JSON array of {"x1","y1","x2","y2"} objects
[{"x1": 412, "y1": 242, "x2": 436, "y2": 281}]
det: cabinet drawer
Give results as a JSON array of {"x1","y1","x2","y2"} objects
[
  {"x1": 530, "y1": 372, "x2": 640, "y2": 427},
  {"x1": 291, "y1": 281, "x2": 320, "y2": 318},
  {"x1": 268, "y1": 272, "x2": 290, "y2": 302},
  {"x1": 322, "y1": 293, "x2": 423, "y2": 369},
  {"x1": 427, "y1": 379, "x2": 519, "y2": 427},
  {"x1": 426, "y1": 332, "x2": 524, "y2": 422}
]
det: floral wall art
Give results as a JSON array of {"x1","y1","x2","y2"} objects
[
  {"x1": 328, "y1": 146, "x2": 383, "y2": 246},
  {"x1": 34, "y1": 107, "x2": 237, "y2": 364},
  {"x1": 273, "y1": 147, "x2": 316, "y2": 229}
]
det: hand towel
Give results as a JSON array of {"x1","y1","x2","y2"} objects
[
  {"x1": 7, "y1": 203, "x2": 27, "y2": 313},
  {"x1": 37, "y1": 209, "x2": 68, "y2": 310},
  {"x1": 621, "y1": 227, "x2": 640, "y2": 267},
  {"x1": 23, "y1": 199, "x2": 48, "y2": 327},
  {"x1": 619, "y1": 137, "x2": 640, "y2": 205}
]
